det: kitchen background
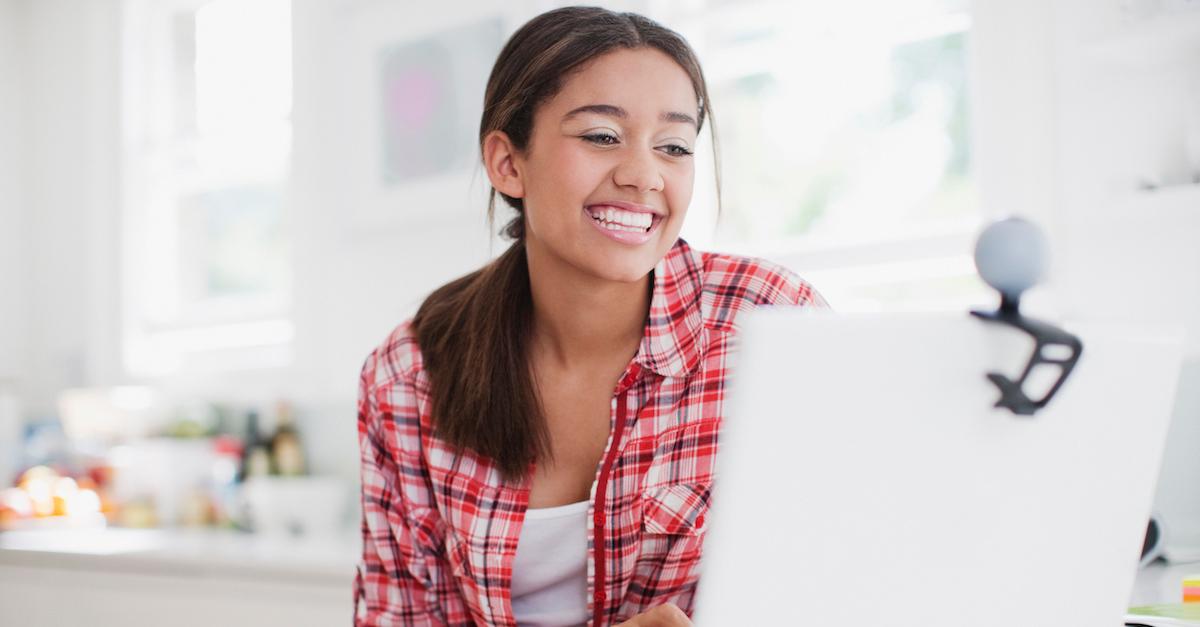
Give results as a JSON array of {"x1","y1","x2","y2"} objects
[{"x1": 1, "y1": 0, "x2": 1199, "y2": 625}]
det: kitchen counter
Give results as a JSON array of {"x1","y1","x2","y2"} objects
[
  {"x1": 0, "y1": 526, "x2": 358, "y2": 585},
  {"x1": 0, "y1": 526, "x2": 360, "y2": 627}
]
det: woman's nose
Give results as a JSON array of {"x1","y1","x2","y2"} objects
[{"x1": 612, "y1": 148, "x2": 664, "y2": 193}]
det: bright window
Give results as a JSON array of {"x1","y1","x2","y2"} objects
[
  {"x1": 667, "y1": 0, "x2": 989, "y2": 311},
  {"x1": 122, "y1": 0, "x2": 293, "y2": 375}
]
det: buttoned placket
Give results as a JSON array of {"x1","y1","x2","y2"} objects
[{"x1": 588, "y1": 361, "x2": 644, "y2": 626}]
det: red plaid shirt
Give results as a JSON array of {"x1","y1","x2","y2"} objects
[{"x1": 354, "y1": 238, "x2": 825, "y2": 626}]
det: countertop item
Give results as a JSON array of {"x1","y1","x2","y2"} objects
[{"x1": 1133, "y1": 559, "x2": 1200, "y2": 607}]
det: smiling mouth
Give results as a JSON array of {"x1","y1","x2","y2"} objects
[{"x1": 584, "y1": 206, "x2": 661, "y2": 234}]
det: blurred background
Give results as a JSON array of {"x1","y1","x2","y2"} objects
[{"x1": 0, "y1": 0, "x2": 1198, "y2": 625}]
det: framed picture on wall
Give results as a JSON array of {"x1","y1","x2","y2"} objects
[
  {"x1": 377, "y1": 19, "x2": 502, "y2": 186},
  {"x1": 332, "y1": 3, "x2": 509, "y2": 231}
]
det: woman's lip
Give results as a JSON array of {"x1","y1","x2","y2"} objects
[{"x1": 582, "y1": 207, "x2": 661, "y2": 245}]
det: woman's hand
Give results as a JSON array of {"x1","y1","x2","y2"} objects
[{"x1": 614, "y1": 603, "x2": 693, "y2": 627}]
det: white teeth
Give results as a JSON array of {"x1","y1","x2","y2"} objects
[{"x1": 587, "y1": 206, "x2": 658, "y2": 234}]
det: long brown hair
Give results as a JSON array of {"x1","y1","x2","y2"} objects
[{"x1": 412, "y1": 6, "x2": 718, "y2": 481}]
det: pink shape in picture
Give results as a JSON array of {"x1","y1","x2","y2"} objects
[{"x1": 379, "y1": 38, "x2": 459, "y2": 183}]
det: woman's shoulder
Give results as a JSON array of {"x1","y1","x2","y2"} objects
[
  {"x1": 357, "y1": 262, "x2": 492, "y2": 395},
  {"x1": 695, "y1": 248, "x2": 827, "y2": 310},
  {"x1": 360, "y1": 318, "x2": 426, "y2": 393}
]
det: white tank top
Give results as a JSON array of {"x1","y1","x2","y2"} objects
[{"x1": 510, "y1": 499, "x2": 590, "y2": 627}]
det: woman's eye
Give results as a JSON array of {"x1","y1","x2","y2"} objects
[
  {"x1": 582, "y1": 133, "x2": 619, "y2": 146},
  {"x1": 660, "y1": 144, "x2": 694, "y2": 157}
]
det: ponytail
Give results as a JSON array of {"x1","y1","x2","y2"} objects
[{"x1": 412, "y1": 241, "x2": 547, "y2": 481}]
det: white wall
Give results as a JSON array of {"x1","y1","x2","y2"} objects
[
  {"x1": 0, "y1": 0, "x2": 29, "y2": 386},
  {"x1": 17, "y1": 0, "x2": 122, "y2": 416},
  {"x1": 970, "y1": 0, "x2": 1059, "y2": 229},
  {"x1": 1051, "y1": 0, "x2": 1200, "y2": 344}
]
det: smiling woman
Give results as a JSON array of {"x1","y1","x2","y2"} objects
[{"x1": 353, "y1": 7, "x2": 826, "y2": 627}]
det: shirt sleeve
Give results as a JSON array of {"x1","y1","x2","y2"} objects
[
  {"x1": 779, "y1": 268, "x2": 831, "y2": 309},
  {"x1": 793, "y1": 280, "x2": 829, "y2": 308},
  {"x1": 353, "y1": 349, "x2": 445, "y2": 626}
]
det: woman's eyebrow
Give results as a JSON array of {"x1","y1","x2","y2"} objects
[
  {"x1": 661, "y1": 111, "x2": 698, "y2": 127},
  {"x1": 562, "y1": 103, "x2": 697, "y2": 128}
]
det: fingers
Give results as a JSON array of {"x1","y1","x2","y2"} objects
[
  {"x1": 616, "y1": 603, "x2": 693, "y2": 627},
  {"x1": 651, "y1": 603, "x2": 693, "y2": 626}
]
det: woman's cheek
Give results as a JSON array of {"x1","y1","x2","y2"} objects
[
  {"x1": 562, "y1": 144, "x2": 607, "y2": 179},
  {"x1": 666, "y1": 170, "x2": 694, "y2": 224}
]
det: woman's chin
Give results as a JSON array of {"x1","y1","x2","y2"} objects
[{"x1": 583, "y1": 257, "x2": 660, "y2": 284}]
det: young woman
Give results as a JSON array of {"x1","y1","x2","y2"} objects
[{"x1": 354, "y1": 7, "x2": 825, "y2": 626}]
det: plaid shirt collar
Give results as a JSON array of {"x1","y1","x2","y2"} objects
[{"x1": 636, "y1": 238, "x2": 708, "y2": 379}]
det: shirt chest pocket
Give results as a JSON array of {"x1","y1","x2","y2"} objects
[
  {"x1": 641, "y1": 482, "x2": 711, "y2": 536},
  {"x1": 636, "y1": 480, "x2": 712, "y2": 578},
  {"x1": 635, "y1": 415, "x2": 718, "y2": 567}
]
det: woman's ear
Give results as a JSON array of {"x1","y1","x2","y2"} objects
[{"x1": 482, "y1": 130, "x2": 525, "y2": 200}]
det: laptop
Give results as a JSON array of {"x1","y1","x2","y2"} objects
[{"x1": 693, "y1": 310, "x2": 1183, "y2": 626}]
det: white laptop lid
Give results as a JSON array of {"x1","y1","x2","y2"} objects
[{"x1": 694, "y1": 310, "x2": 1183, "y2": 627}]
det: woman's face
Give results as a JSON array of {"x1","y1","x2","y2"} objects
[{"x1": 515, "y1": 47, "x2": 699, "y2": 283}]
